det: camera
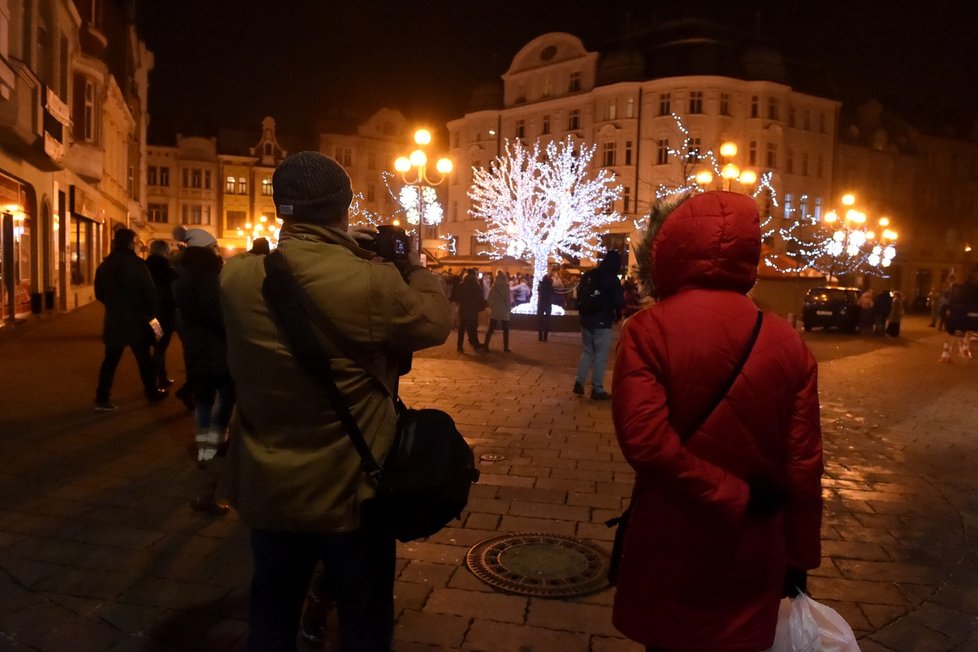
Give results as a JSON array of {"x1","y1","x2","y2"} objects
[{"x1": 361, "y1": 225, "x2": 411, "y2": 265}]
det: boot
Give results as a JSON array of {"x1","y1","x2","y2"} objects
[
  {"x1": 503, "y1": 330, "x2": 510, "y2": 352},
  {"x1": 483, "y1": 331, "x2": 493, "y2": 352}
]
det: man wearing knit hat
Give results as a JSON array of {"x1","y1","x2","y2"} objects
[{"x1": 219, "y1": 151, "x2": 452, "y2": 651}]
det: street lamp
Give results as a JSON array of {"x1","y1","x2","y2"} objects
[
  {"x1": 394, "y1": 128, "x2": 453, "y2": 258},
  {"x1": 694, "y1": 140, "x2": 759, "y2": 192},
  {"x1": 822, "y1": 193, "x2": 897, "y2": 279}
]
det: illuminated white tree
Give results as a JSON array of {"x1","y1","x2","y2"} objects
[{"x1": 469, "y1": 137, "x2": 621, "y2": 303}]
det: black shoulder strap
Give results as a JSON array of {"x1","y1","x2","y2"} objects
[
  {"x1": 682, "y1": 309, "x2": 764, "y2": 442},
  {"x1": 261, "y1": 251, "x2": 383, "y2": 477}
]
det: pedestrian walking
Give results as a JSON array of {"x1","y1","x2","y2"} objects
[
  {"x1": 173, "y1": 228, "x2": 235, "y2": 514},
  {"x1": 93, "y1": 228, "x2": 167, "y2": 411},
  {"x1": 218, "y1": 151, "x2": 451, "y2": 651},
  {"x1": 928, "y1": 287, "x2": 941, "y2": 327},
  {"x1": 573, "y1": 250, "x2": 624, "y2": 400},
  {"x1": 453, "y1": 268, "x2": 486, "y2": 353},
  {"x1": 886, "y1": 290, "x2": 904, "y2": 337},
  {"x1": 146, "y1": 240, "x2": 177, "y2": 388},
  {"x1": 484, "y1": 270, "x2": 512, "y2": 352},
  {"x1": 857, "y1": 289, "x2": 875, "y2": 336},
  {"x1": 537, "y1": 272, "x2": 554, "y2": 341},
  {"x1": 611, "y1": 191, "x2": 823, "y2": 652}
]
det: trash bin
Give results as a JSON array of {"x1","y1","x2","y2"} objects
[
  {"x1": 30, "y1": 292, "x2": 42, "y2": 314},
  {"x1": 44, "y1": 289, "x2": 55, "y2": 310}
]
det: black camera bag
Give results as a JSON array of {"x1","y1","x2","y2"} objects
[{"x1": 262, "y1": 251, "x2": 478, "y2": 543}]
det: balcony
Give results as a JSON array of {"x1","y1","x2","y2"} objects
[{"x1": 66, "y1": 140, "x2": 104, "y2": 183}]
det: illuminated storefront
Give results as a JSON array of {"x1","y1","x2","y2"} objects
[{"x1": 0, "y1": 173, "x2": 34, "y2": 324}]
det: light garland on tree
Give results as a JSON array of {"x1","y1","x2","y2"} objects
[{"x1": 469, "y1": 136, "x2": 621, "y2": 310}]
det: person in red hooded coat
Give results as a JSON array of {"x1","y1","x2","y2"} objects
[{"x1": 611, "y1": 191, "x2": 823, "y2": 652}]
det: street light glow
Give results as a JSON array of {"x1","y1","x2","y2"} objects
[
  {"x1": 414, "y1": 129, "x2": 432, "y2": 146},
  {"x1": 738, "y1": 169, "x2": 757, "y2": 185},
  {"x1": 841, "y1": 193, "x2": 856, "y2": 206},
  {"x1": 409, "y1": 149, "x2": 427, "y2": 167},
  {"x1": 695, "y1": 169, "x2": 714, "y2": 185},
  {"x1": 721, "y1": 163, "x2": 740, "y2": 180},
  {"x1": 436, "y1": 157, "x2": 454, "y2": 174},
  {"x1": 719, "y1": 142, "x2": 738, "y2": 158},
  {"x1": 394, "y1": 156, "x2": 411, "y2": 172}
]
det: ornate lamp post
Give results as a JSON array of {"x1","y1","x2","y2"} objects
[
  {"x1": 693, "y1": 141, "x2": 758, "y2": 193},
  {"x1": 822, "y1": 193, "x2": 898, "y2": 281},
  {"x1": 394, "y1": 128, "x2": 453, "y2": 258}
]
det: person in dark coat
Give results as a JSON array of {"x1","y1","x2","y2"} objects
[
  {"x1": 612, "y1": 191, "x2": 823, "y2": 651},
  {"x1": 93, "y1": 228, "x2": 167, "y2": 411},
  {"x1": 537, "y1": 272, "x2": 554, "y2": 341},
  {"x1": 173, "y1": 228, "x2": 235, "y2": 513},
  {"x1": 146, "y1": 240, "x2": 178, "y2": 388},
  {"x1": 452, "y1": 268, "x2": 486, "y2": 353},
  {"x1": 573, "y1": 250, "x2": 624, "y2": 400},
  {"x1": 872, "y1": 290, "x2": 892, "y2": 336}
]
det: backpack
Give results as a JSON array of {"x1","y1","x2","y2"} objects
[{"x1": 576, "y1": 270, "x2": 605, "y2": 315}]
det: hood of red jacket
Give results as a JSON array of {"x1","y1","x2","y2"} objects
[{"x1": 648, "y1": 191, "x2": 760, "y2": 299}]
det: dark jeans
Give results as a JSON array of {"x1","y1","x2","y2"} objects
[
  {"x1": 537, "y1": 306, "x2": 552, "y2": 340},
  {"x1": 152, "y1": 328, "x2": 174, "y2": 384},
  {"x1": 484, "y1": 319, "x2": 509, "y2": 350},
  {"x1": 457, "y1": 314, "x2": 480, "y2": 350},
  {"x1": 193, "y1": 372, "x2": 236, "y2": 433},
  {"x1": 95, "y1": 340, "x2": 156, "y2": 402},
  {"x1": 249, "y1": 527, "x2": 395, "y2": 652}
]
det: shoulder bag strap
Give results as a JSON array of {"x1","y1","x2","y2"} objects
[
  {"x1": 682, "y1": 309, "x2": 764, "y2": 442},
  {"x1": 261, "y1": 252, "x2": 383, "y2": 477}
]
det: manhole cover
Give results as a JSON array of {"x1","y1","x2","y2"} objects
[
  {"x1": 466, "y1": 533, "x2": 609, "y2": 598},
  {"x1": 480, "y1": 453, "x2": 506, "y2": 462}
]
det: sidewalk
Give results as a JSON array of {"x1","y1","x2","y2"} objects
[{"x1": 0, "y1": 305, "x2": 976, "y2": 651}]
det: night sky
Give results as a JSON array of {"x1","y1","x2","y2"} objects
[{"x1": 136, "y1": 0, "x2": 978, "y2": 146}]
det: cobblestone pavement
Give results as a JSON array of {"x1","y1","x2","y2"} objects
[{"x1": 0, "y1": 305, "x2": 976, "y2": 651}]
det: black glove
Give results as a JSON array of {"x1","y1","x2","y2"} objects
[
  {"x1": 783, "y1": 567, "x2": 808, "y2": 598},
  {"x1": 746, "y1": 476, "x2": 784, "y2": 518}
]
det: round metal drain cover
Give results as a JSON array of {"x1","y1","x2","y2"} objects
[
  {"x1": 480, "y1": 453, "x2": 506, "y2": 462},
  {"x1": 466, "y1": 533, "x2": 609, "y2": 598}
]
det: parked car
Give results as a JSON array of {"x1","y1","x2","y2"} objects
[
  {"x1": 945, "y1": 283, "x2": 978, "y2": 334},
  {"x1": 802, "y1": 286, "x2": 862, "y2": 332}
]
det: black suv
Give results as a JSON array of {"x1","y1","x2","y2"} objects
[{"x1": 802, "y1": 286, "x2": 862, "y2": 332}]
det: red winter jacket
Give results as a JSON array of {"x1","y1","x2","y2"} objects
[{"x1": 611, "y1": 192, "x2": 823, "y2": 651}]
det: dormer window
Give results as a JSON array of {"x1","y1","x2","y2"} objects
[
  {"x1": 540, "y1": 45, "x2": 557, "y2": 61},
  {"x1": 264, "y1": 143, "x2": 272, "y2": 156},
  {"x1": 569, "y1": 71, "x2": 581, "y2": 92}
]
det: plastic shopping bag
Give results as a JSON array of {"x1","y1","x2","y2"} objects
[{"x1": 771, "y1": 594, "x2": 860, "y2": 652}]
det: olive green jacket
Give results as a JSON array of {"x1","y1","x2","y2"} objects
[{"x1": 218, "y1": 223, "x2": 452, "y2": 533}]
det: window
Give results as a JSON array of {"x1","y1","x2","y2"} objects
[
  {"x1": 658, "y1": 93, "x2": 671, "y2": 116},
  {"x1": 227, "y1": 210, "x2": 247, "y2": 231},
  {"x1": 128, "y1": 166, "x2": 134, "y2": 195},
  {"x1": 689, "y1": 91, "x2": 703, "y2": 114},
  {"x1": 367, "y1": 183, "x2": 376, "y2": 202},
  {"x1": 817, "y1": 153, "x2": 824, "y2": 178},
  {"x1": 148, "y1": 166, "x2": 158, "y2": 186},
  {"x1": 159, "y1": 167, "x2": 169, "y2": 186},
  {"x1": 767, "y1": 97, "x2": 779, "y2": 120},
  {"x1": 802, "y1": 152, "x2": 810, "y2": 176},
  {"x1": 569, "y1": 71, "x2": 581, "y2": 92},
  {"x1": 542, "y1": 114, "x2": 551, "y2": 135},
  {"x1": 182, "y1": 168, "x2": 189, "y2": 187},
  {"x1": 451, "y1": 201, "x2": 458, "y2": 221},
  {"x1": 264, "y1": 143, "x2": 272, "y2": 156},
  {"x1": 602, "y1": 142, "x2": 617, "y2": 167},
  {"x1": 622, "y1": 186, "x2": 632, "y2": 213},
  {"x1": 515, "y1": 119, "x2": 525, "y2": 139},
  {"x1": 814, "y1": 197, "x2": 822, "y2": 221},
  {"x1": 147, "y1": 203, "x2": 168, "y2": 223},
  {"x1": 656, "y1": 139, "x2": 669, "y2": 165},
  {"x1": 786, "y1": 149, "x2": 794, "y2": 174},
  {"x1": 226, "y1": 176, "x2": 236, "y2": 193},
  {"x1": 191, "y1": 169, "x2": 202, "y2": 189},
  {"x1": 83, "y1": 79, "x2": 96, "y2": 141},
  {"x1": 182, "y1": 204, "x2": 204, "y2": 225},
  {"x1": 766, "y1": 143, "x2": 777, "y2": 168},
  {"x1": 784, "y1": 193, "x2": 793, "y2": 220},
  {"x1": 606, "y1": 99, "x2": 617, "y2": 121},
  {"x1": 367, "y1": 152, "x2": 377, "y2": 171},
  {"x1": 788, "y1": 106, "x2": 796, "y2": 127},
  {"x1": 749, "y1": 141, "x2": 757, "y2": 165},
  {"x1": 542, "y1": 76, "x2": 553, "y2": 97},
  {"x1": 625, "y1": 97, "x2": 635, "y2": 118},
  {"x1": 818, "y1": 113, "x2": 827, "y2": 134},
  {"x1": 335, "y1": 147, "x2": 352, "y2": 166},
  {"x1": 803, "y1": 110, "x2": 811, "y2": 130},
  {"x1": 687, "y1": 137, "x2": 702, "y2": 162},
  {"x1": 624, "y1": 140, "x2": 633, "y2": 165},
  {"x1": 450, "y1": 131, "x2": 459, "y2": 148},
  {"x1": 719, "y1": 93, "x2": 730, "y2": 116},
  {"x1": 750, "y1": 95, "x2": 759, "y2": 118},
  {"x1": 568, "y1": 109, "x2": 580, "y2": 130},
  {"x1": 799, "y1": 194, "x2": 809, "y2": 219},
  {"x1": 261, "y1": 178, "x2": 272, "y2": 195},
  {"x1": 204, "y1": 170, "x2": 212, "y2": 190}
]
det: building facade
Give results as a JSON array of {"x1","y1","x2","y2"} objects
[
  {"x1": 0, "y1": 0, "x2": 152, "y2": 324},
  {"x1": 446, "y1": 25, "x2": 839, "y2": 267}
]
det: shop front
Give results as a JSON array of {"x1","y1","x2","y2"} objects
[
  {"x1": 66, "y1": 185, "x2": 103, "y2": 309},
  {"x1": 0, "y1": 172, "x2": 36, "y2": 325}
]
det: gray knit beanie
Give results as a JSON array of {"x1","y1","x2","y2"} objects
[{"x1": 272, "y1": 151, "x2": 353, "y2": 223}]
